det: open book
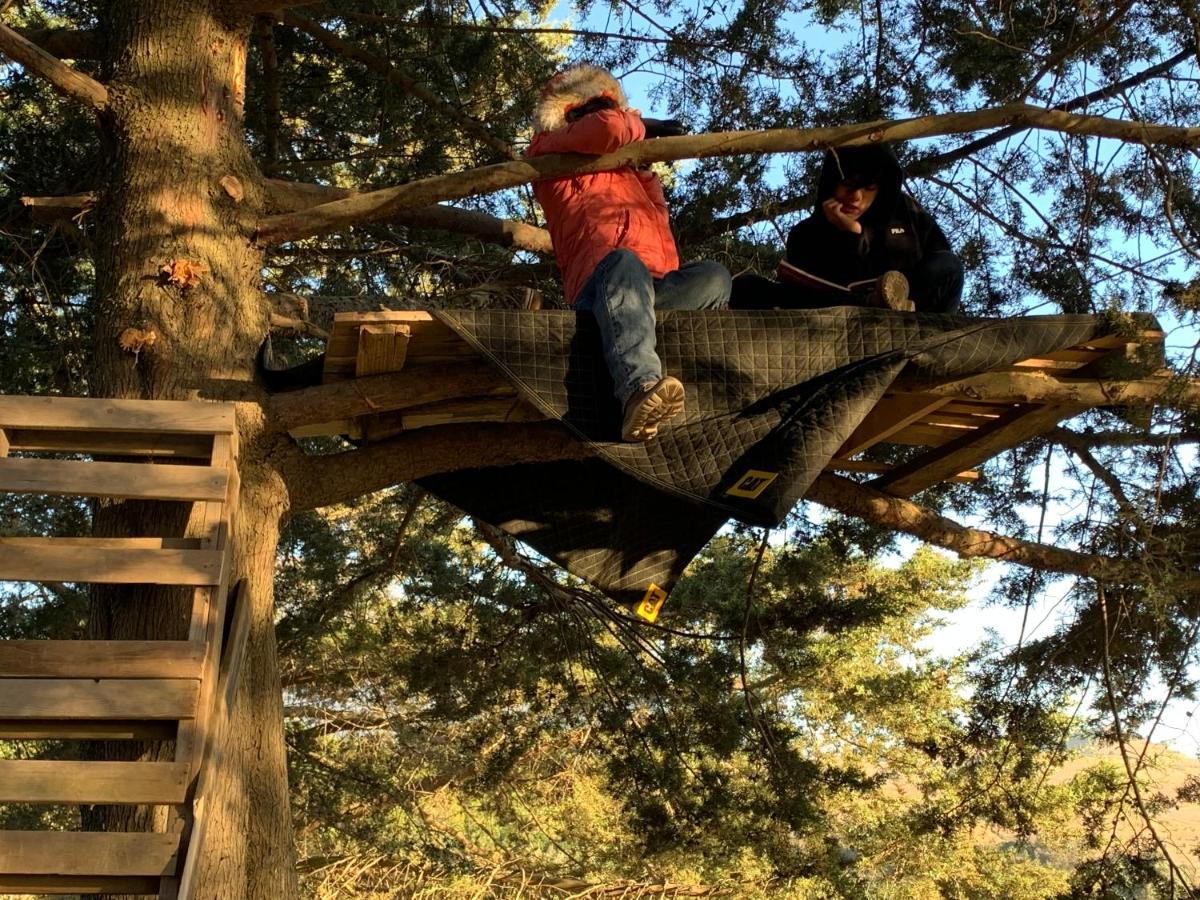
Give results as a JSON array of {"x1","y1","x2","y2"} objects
[{"x1": 776, "y1": 260, "x2": 877, "y2": 295}]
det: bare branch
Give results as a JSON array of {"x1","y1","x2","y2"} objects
[
  {"x1": 23, "y1": 181, "x2": 553, "y2": 254},
  {"x1": 0, "y1": 20, "x2": 107, "y2": 110},
  {"x1": 285, "y1": 422, "x2": 593, "y2": 511},
  {"x1": 804, "y1": 473, "x2": 1197, "y2": 588},
  {"x1": 281, "y1": 11, "x2": 515, "y2": 160},
  {"x1": 1048, "y1": 426, "x2": 1200, "y2": 447},
  {"x1": 254, "y1": 16, "x2": 283, "y2": 177},
  {"x1": 256, "y1": 103, "x2": 1200, "y2": 245}
]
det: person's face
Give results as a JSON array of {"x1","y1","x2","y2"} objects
[{"x1": 833, "y1": 179, "x2": 879, "y2": 220}]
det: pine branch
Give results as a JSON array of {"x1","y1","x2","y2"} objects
[
  {"x1": 280, "y1": 11, "x2": 516, "y2": 160},
  {"x1": 0, "y1": 20, "x2": 107, "y2": 110},
  {"x1": 256, "y1": 103, "x2": 1200, "y2": 245}
]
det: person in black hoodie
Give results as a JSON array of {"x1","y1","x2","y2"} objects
[{"x1": 730, "y1": 144, "x2": 964, "y2": 313}]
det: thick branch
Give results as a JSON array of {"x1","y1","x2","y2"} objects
[
  {"x1": 0, "y1": 20, "x2": 107, "y2": 110},
  {"x1": 16, "y1": 26, "x2": 100, "y2": 60},
  {"x1": 281, "y1": 11, "x2": 515, "y2": 160},
  {"x1": 903, "y1": 371, "x2": 1200, "y2": 408},
  {"x1": 267, "y1": 363, "x2": 512, "y2": 432},
  {"x1": 804, "y1": 473, "x2": 1194, "y2": 586},
  {"x1": 23, "y1": 181, "x2": 553, "y2": 253},
  {"x1": 285, "y1": 422, "x2": 593, "y2": 511},
  {"x1": 256, "y1": 103, "x2": 1200, "y2": 245}
]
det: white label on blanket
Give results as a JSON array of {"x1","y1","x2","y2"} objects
[
  {"x1": 725, "y1": 469, "x2": 779, "y2": 500},
  {"x1": 635, "y1": 584, "x2": 669, "y2": 623}
]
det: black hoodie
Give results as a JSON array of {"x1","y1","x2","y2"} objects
[{"x1": 784, "y1": 145, "x2": 951, "y2": 286}]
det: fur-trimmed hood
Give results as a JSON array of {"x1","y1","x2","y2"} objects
[{"x1": 533, "y1": 65, "x2": 628, "y2": 134}]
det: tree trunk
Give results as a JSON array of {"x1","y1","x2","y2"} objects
[{"x1": 87, "y1": 2, "x2": 298, "y2": 897}]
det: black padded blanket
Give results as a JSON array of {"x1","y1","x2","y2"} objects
[{"x1": 419, "y1": 309, "x2": 1110, "y2": 606}]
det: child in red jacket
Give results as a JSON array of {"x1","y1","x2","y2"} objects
[{"x1": 528, "y1": 66, "x2": 731, "y2": 442}]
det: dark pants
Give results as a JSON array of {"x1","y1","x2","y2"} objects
[{"x1": 730, "y1": 251, "x2": 964, "y2": 314}]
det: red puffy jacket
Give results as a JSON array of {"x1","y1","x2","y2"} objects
[{"x1": 528, "y1": 109, "x2": 681, "y2": 305}]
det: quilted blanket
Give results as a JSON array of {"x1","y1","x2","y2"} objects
[{"x1": 418, "y1": 309, "x2": 1112, "y2": 607}]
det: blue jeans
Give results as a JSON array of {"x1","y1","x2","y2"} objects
[{"x1": 574, "y1": 249, "x2": 731, "y2": 405}]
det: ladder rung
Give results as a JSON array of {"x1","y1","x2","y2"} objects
[
  {"x1": 0, "y1": 831, "x2": 180, "y2": 877},
  {"x1": 0, "y1": 458, "x2": 228, "y2": 502},
  {"x1": 0, "y1": 640, "x2": 205, "y2": 678},
  {"x1": 0, "y1": 679, "x2": 198, "y2": 720},
  {"x1": 0, "y1": 875, "x2": 160, "y2": 895},
  {"x1": 0, "y1": 394, "x2": 235, "y2": 435},
  {"x1": 0, "y1": 760, "x2": 189, "y2": 804},
  {"x1": 0, "y1": 541, "x2": 224, "y2": 585},
  {"x1": 0, "y1": 719, "x2": 176, "y2": 741}
]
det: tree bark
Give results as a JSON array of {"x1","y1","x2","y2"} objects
[{"x1": 88, "y1": 2, "x2": 297, "y2": 897}]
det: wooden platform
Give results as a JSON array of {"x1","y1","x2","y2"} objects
[
  {"x1": 292, "y1": 311, "x2": 1168, "y2": 498},
  {"x1": 0, "y1": 396, "x2": 250, "y2": 898}
]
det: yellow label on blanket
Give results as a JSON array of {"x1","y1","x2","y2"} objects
[
  {"x1": 635, "y1": 584, "x2": 669, "y2": 623},
  {"x1": 725, "y1": 469, "x2": 779, "y2": 499}
]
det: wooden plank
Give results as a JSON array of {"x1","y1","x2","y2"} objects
[
  {"x1": 0, "y1": 640, "x2": 204, "y2": 679},
  {"x1": 0, "y1": 542, "x2": 224, "y2": 586},
  {"x1": 872, "y1": 403, "x2": 1082, "y2": 497},
  {"x1": 881, "y1": 422, "x2": 968, "y2": 447},
  {"x1": 4, "y1": 428, "x2": 213, "y2": 458},
  {"x1": 0, "y1": 719, "x2": 176, "y2": 741},
  {"x1": 0, "y1": 760, "x2": 189, "y2": 804},
  {"x1": 355, "y1": 323, "x2": 411, "y2": 377},
  {"x1": 0, "y1": 831, "x2": 180, "y2": 877},
  {"x1": 0, "y1": 428, "x2": 8, "y2": 458},
  {"x1": 0, "y1": 679, "x2": 198, "y2": 720},
  {"x1": 0, "y1": 458, "x2": 228, "y2": 502},
  {"x1": 824, "y1": 458, "x2": 980, "y2": 483},
  {"x1": 0, "y1": 395, "x2": 234, "y2": 434},
  {"x1": 0, "y1": 537, "x2": 202, "y2": 550},
  {"x1": 325, "y1": 312, "x2": 476, "y2": 379},
  {"x1": 0, "y1": 875, "x2": 160, "y2": 894},
  {"x1": 835, "y1": 393, "x2": 951, "y2": 459}
]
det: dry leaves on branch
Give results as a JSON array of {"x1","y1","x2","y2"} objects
[{"x1": 160, "y1": 258, "x2": 208, "y2": 289}]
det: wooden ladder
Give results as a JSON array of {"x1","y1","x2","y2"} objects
[{"x1": 0, "y1": 395, "x2": 247, "y2": 898}]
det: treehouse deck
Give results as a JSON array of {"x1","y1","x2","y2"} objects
[
  {"x1": 291, "y1": 311, "x2": 1169, "y2": 498},
  {"x1": 0, "y1": 396, "x2": 248, "y2": 898}
]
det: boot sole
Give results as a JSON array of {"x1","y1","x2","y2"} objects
[{"x1": 622, "y1": 377, "x2": 685, "y2": 442}]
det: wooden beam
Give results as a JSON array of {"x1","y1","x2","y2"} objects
[
  {"x1": 871, "y1": 403, "x2": 1082, "y2": 497},
  {"x1": 0, "y1": 458, "x2": 228, "y2": 502},
  {"x1": 0, "y1": 541, "x2": 224, "y2": 585},
  {"x1": 0, "y1": 832, "x2": 179, "y2": 877},
  {"x1": 0, "y1": 395, "x2": 235, "y2": 434},
  {"x1": 269, "y1": 362, "x2": 512, "y2": 432},
  {"x1": 0, "y1": 640, "x2": 204, "y2": 679},
  {"x1": 0, "y1": 679, "x2": 198, "y2": 720},
  {"x1": 0, "y1": 760, "x2": 189, "y2": 804},
  {"x1": 834, "y1": 393, "x2": 952, "y2": 459},
  {"x1": 823, "y1": 457, "x2": 980, "y2": 483}
]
